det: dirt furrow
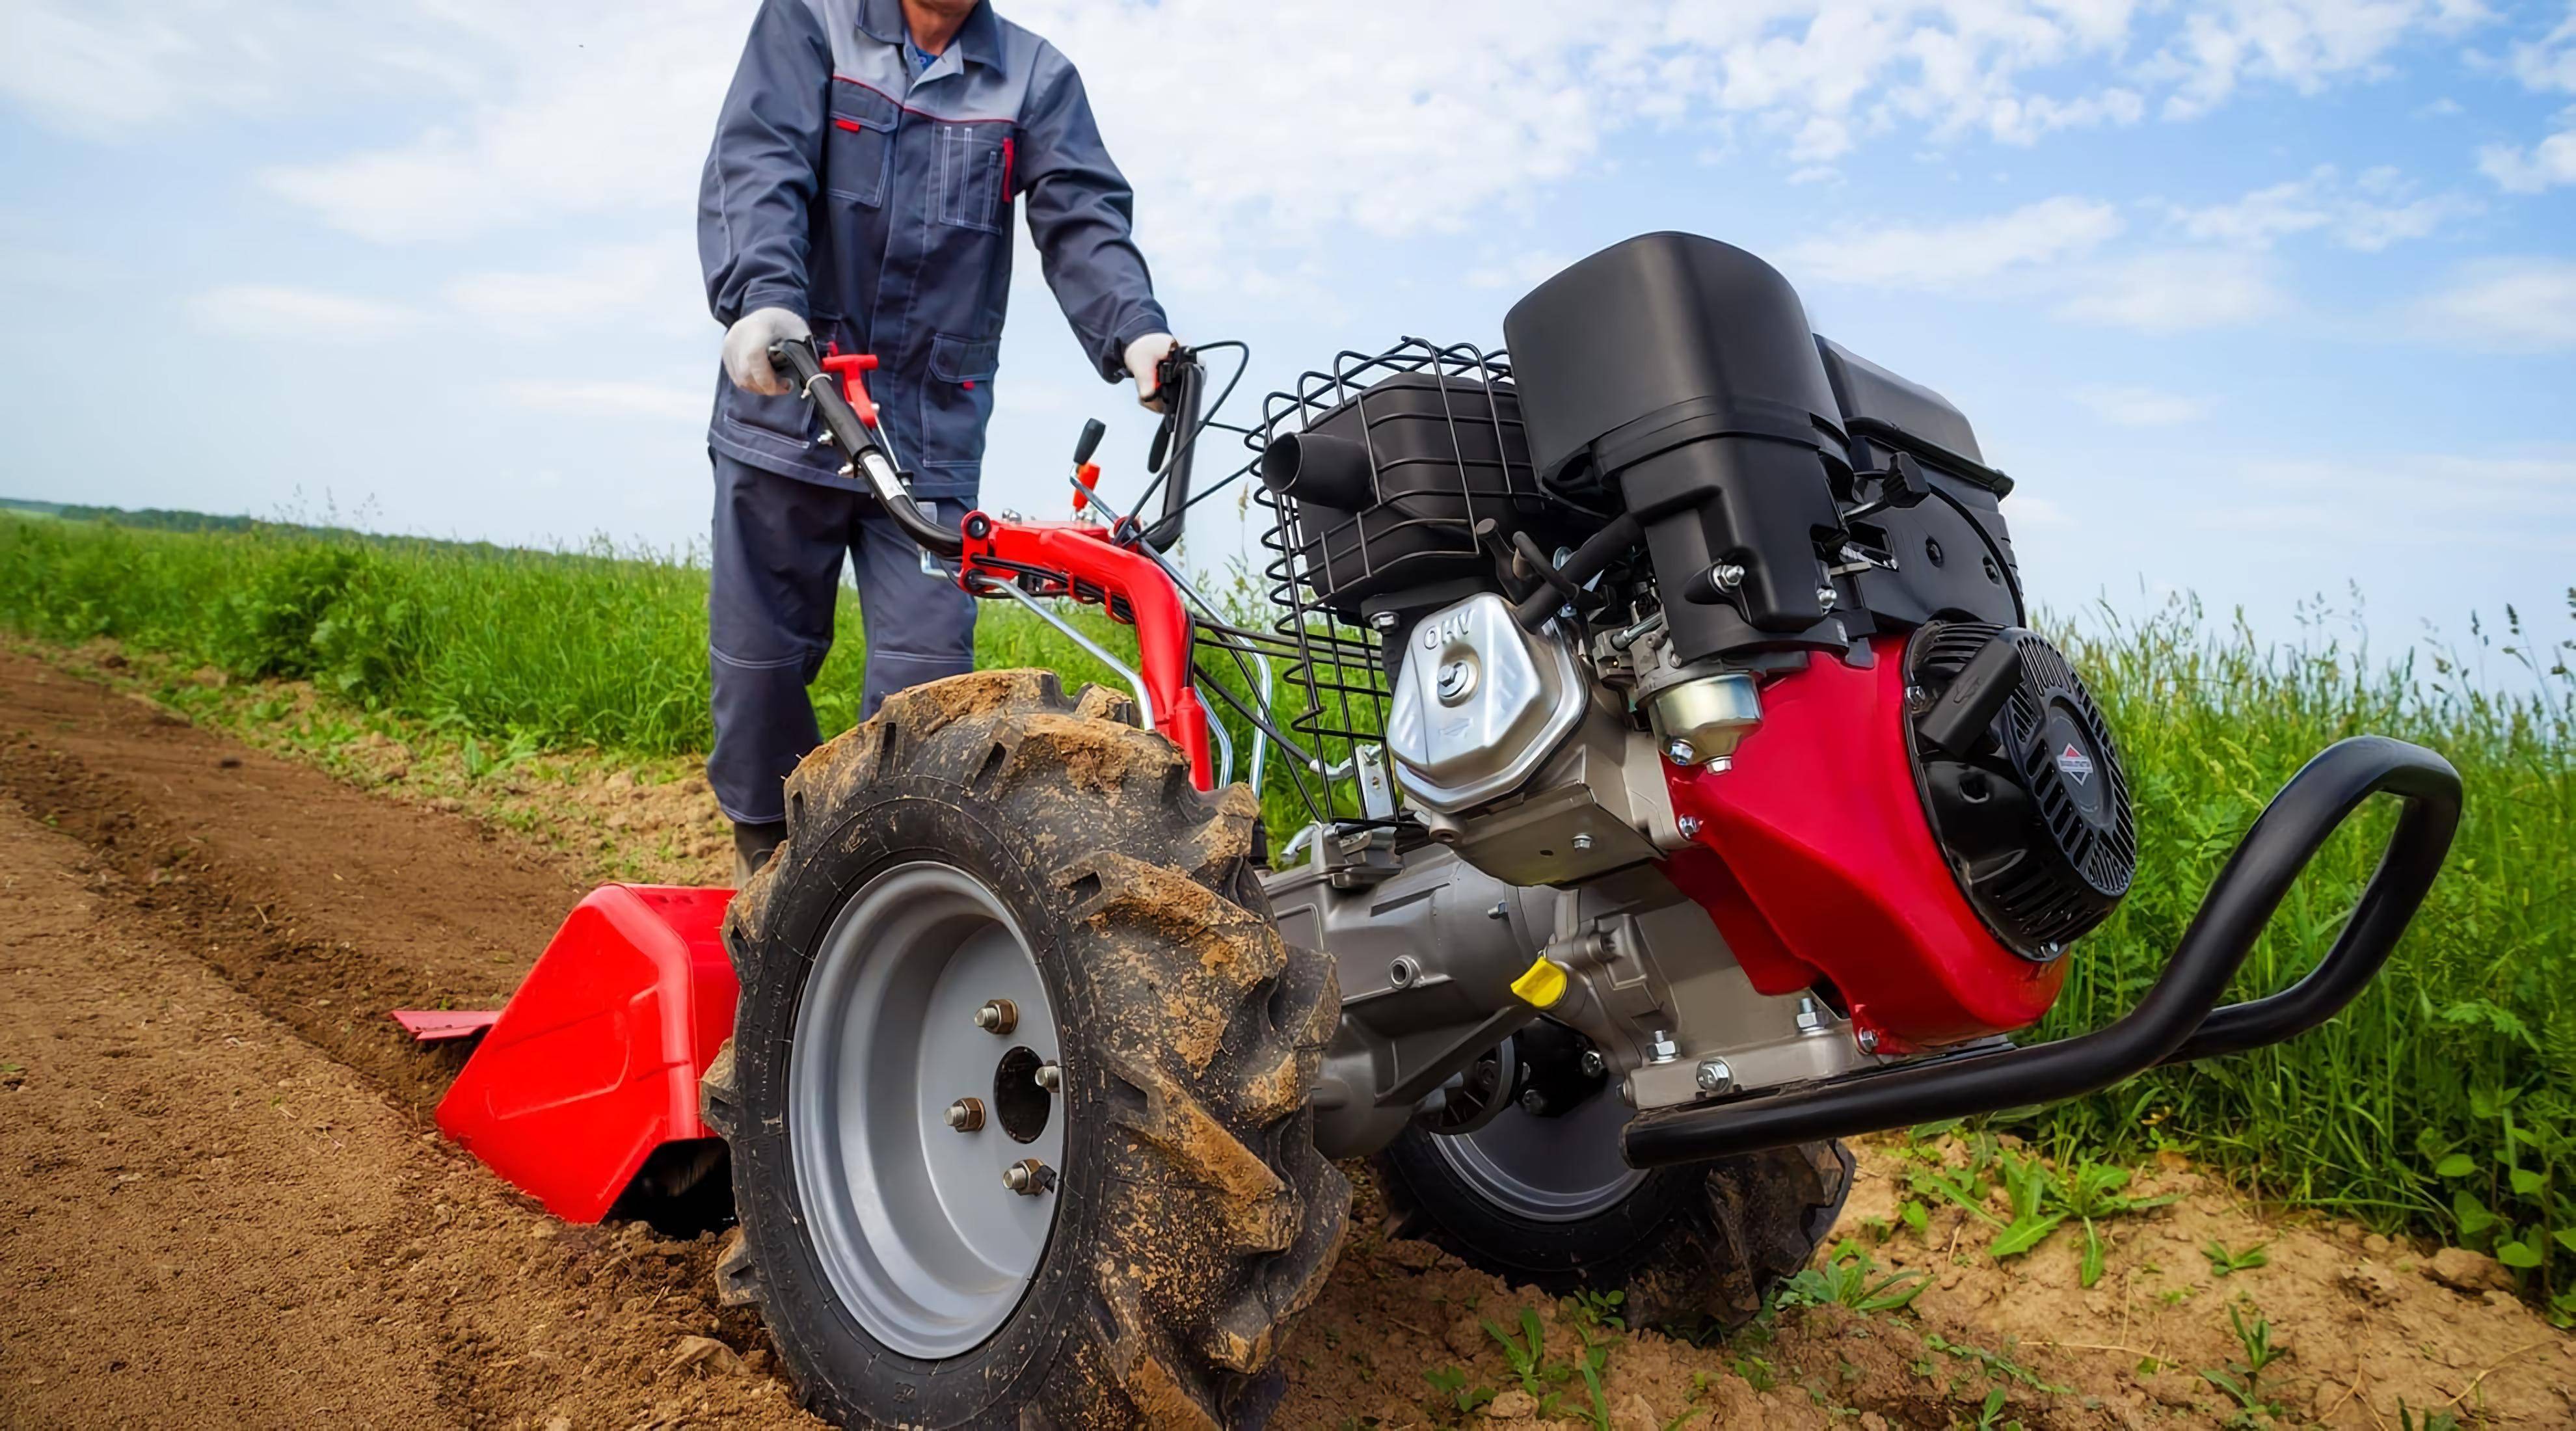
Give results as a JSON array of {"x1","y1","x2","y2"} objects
[{"x1": 0, "y1": 650, "x2": 579, "y2": 1112}]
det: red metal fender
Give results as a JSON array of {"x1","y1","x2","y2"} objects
[{"x1": 433, "y1": 884, "x2": 738, "y2": 1223}]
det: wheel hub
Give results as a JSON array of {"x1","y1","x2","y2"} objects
[
  {"x1": 787, "y1": 863, "x2": 1064, "y2": 1359},
  {"x1": 1429, "y1": 1073, "x2": 1644, "y2": 1222}
]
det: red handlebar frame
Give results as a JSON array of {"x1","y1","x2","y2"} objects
[
  {"x1": 767, "y1": 336, "x2": 1216, "y2": 792},
  {"x1": 957, "y1": 513, "x2": 1215, "y2": 790}
]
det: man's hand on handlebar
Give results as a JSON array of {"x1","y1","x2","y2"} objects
[
  {"x1": 723, "y1": 307, "x2": 812, "y2": 397},
  {"x1": 1123, "y1": 332, "x2": 1179, "y2": 412}
]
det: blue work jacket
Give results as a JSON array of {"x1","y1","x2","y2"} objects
[{"x1": 699, "y1": 0, "x2": 1168, "y2": 499}]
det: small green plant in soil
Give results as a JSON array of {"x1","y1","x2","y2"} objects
[
  {"x1": 1972, "y1": 1385, "x2": 2026, "y2": 1431},
  {"x1": 1563, "y1": 1287, "x2": 1626, "y2": 1331},
  {"x1": 1922, "y1": 1333, "x2": 2072, "y2": 1396},
  {"x1": 1480, "y1": 1307, "x2": 1566, "y2": 1399},
  {"x1": 1773, "y1": 1239, "x2": 1929, "y2": 1314},
  {"x1": 1419, "y1": 1365, "x2": 1494, "y2": 1418},
  {"x1": 2201, "y1": 1239, "x2": 2271, "y2": 1277},
  {"x1": 1905, "y1": 1142, "x2": 2175, "y2": 1286},
  {"x1": 2198, "y1": 1304, "x2": 2287, "y2": 1426},
  {"x1": 2396, "y1": 1399, "x2": 2463, "y2": 1431}
]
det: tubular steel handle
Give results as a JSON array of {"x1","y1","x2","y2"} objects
[
  {"x1": 2159, "y1": 735, "x2": 2461, "y2": 1062},
  {"x1": 771, "y1": 337, "x2": 965, "y2": 559},
  {"x1": 1620, "y1": 734, "x2": 2463, "y2": 1168}
]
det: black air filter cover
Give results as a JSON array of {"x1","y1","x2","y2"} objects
[
  {"x1": 1502, "y1": 233, "x2": 1850, "y2": 663},
  {"x1": 1905, "y1": 621, "x2": 2136, "y2": 960}
]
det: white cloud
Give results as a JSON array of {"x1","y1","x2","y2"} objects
[
  {"x1": 0, "y1": 0, "x2": 2469, "y2": 269},
  {"x1": 2475, "y1": 11, "x2": 2576, "y2": 191},
  {"x1": 2413, "y1": 258, "x2": 2576, "y2": 351},
  {"x1": 2147, "y1": 0, "x2": 2488, "y2": 120},
  {"x1": 500, "y1": 380, "x2": 704, "y2": 422},
  {"x1": 1784, "y1": 196, "x2": 2124, "y2": 289},
  {"x1": 2504, "y1": 9, "x2": 2576, "y2": 94},
  {"x1": 0, "y1": 1, "x2": 483, "y2": 140},
  {"x1": 2220, "y1": 449, "x2": 2576, "y2": 548},
  {"x1": 446, "y1": 242, "x2": 708, "y2": 336},
  {"x1": 261, "y1": 10, "x2": 738, "y2": 244},
  {"x1": 2052, "y1": 249, "x2": 2286, "y2": 332},
  {"x1": 188, "y1": 284, "x2": 424, "y2": 340},
  {"x1": 2171, "y1": 164, "x2": 2473, "y2": 249},
  {"x1": 2074, "y1": 385, "x2": 2216, "y2": 425},
  {"x1": 2478, "y1": 109, "x2": 2576, "y2": 192}
]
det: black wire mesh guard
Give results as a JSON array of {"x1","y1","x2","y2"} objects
[{"x1": 1187, "y1": 338, "x2": 1555, "y2": 829}]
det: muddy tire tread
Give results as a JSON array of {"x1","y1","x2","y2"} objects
[{"x1": 705, "y1": 670, "x2": 1348, "y2": 1428}]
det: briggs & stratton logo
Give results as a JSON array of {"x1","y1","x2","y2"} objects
[{"x1": 2056, "y1": 742, "x2": 2095, "y2": 786}]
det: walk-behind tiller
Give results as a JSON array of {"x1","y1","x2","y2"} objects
[{"x1": 401, "y1": 234, "x2": 2462, "y2": 1429}]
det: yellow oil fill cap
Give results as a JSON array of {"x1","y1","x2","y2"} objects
[{"x1": 1509, "y1": 956, "x2": 1570, "y2": 1009}]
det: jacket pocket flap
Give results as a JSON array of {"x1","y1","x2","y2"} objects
[
  {"x1": 929, "y1": 333, "x2": 1000, "y2": 382},
  {"x1": 829, "y1": 83, "x2": 899, "y2": 132}
]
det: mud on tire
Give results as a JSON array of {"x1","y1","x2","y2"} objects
[
  {"x1": 701, "y1": 671, "x2": 1350, "y2": 1428},
  {"x1": 1375, "y1": 1132, "x2": 1851, "y2": 1330}
]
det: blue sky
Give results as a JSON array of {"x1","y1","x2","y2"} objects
[{"x1": 3, "y1": 1, "x2": 2571, "y2": 664}]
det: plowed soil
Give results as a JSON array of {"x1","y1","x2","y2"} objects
[{"x1": 2, "y1": 646, "x2": 2569, "y2": 1429}]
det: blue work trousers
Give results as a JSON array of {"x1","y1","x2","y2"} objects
[{"x1": 705, "y1": 450, "x2": 974, "y2": 824}]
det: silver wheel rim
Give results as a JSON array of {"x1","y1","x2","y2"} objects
[
  {"x1": 1429, "y1": 1080, "x2": 1646, "y2": 1222},
  {"x1": 788, "y1": 863, "x2": 1063, "y2": 1358}
]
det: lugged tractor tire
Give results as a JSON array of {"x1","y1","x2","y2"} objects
[
  {"x1": 1374, "y1": 1131, "x2": 1853, "y2": 1330},
  {"x1": 701, "y1": 670, "x2": 1349, "y2": 1428}
]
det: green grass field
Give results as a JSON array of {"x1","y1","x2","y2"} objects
[{"x1": 4, "y1": 509, "x2": 2571, "y2": 1317}]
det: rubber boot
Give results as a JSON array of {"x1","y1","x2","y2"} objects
[{"x1": 732, "y1": 820, "x2": 787, "y2": 889}]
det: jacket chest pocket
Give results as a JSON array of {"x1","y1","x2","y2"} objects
[
  {"x1": 825, "y1": 86, "x2": 897, "y2": 207},
  {"x1": 933, "y1": 124, "x2": 1010, "y2": 234}
]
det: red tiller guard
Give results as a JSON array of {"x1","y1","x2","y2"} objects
[
  {"x1": 1660, "y1": 635, "x2": 2063, "y2": 1053},
  {"x1": 429, "y1": 885, "x2": 738, "y2": 1222},
  {"x1": 956, "y1": 512, "x2": 1215, "y2": 790}
]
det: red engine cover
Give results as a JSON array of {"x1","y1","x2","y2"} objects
[{"x1": 1661, "y1": 635, "x2": 2063, "y2": 1052}]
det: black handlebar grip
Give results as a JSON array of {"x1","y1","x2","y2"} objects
[{"x1": 1138, "y1": 348, "x2": 1203, "y2": 554}]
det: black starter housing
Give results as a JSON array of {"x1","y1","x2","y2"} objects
[
  {"x1": 1905, "y1": 621, "x2": 2137, "y2": 959},
  {"x1": 1503, "y1": 233, "x2": 1851, "y2": 665}
]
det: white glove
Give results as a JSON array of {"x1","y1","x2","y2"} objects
[
  {"x1": 722, "y1": 306, "x2": 812, "y2": 397},
  {"x1": 1123, "y1": 331, "x2": 1179, "y2": 412}
]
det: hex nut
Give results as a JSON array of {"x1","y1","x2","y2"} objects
[
  {"x1": 973, "y1": 998, "x2": 1019, "y2": 1035},
  {"x1": 945, "y1": 1097, "x2": 986, "y2": 1132},
  {"x1": 1695, "y1": 1058, "x2": 1734, "y2": 1095},
  {"x1": 1033, "y1": 1061, "x2": 1062, "y2": 1093}
]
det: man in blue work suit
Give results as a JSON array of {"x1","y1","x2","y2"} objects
[{"x1": 700, "y1": 0, "x2": 1176, "y2": 882}]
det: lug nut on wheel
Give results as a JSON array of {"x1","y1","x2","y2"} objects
[
  {"x1": 1003, "y1": 1158, "x2": 1056, "y2": 1196},
  {"x1": 945, "y1": 1097, "x2": 986, "y2": 1132},
  {"x1": 973, "y1": 998, "x2": 1019, "y2": 1034},
  {"x1": 1034, "y1": 1061, "x2": 1062, "y2": 1093}
]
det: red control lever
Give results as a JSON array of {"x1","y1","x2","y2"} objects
[{"x1": 820, "y1": 351, "x2": 880, "y2": 428}]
